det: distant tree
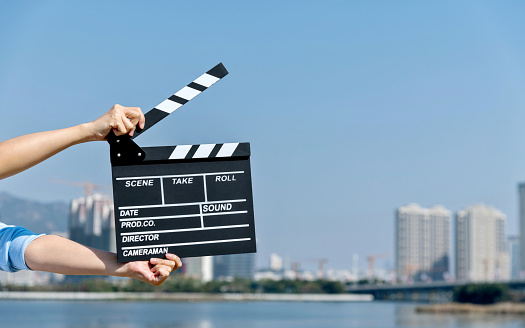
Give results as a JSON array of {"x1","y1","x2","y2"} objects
[
  {"x1": 319, "y1": 280, "x2": 344, "y2": 294},
  {"x1": 453, "y1": 283, "x2": 510, "y2": 304}
]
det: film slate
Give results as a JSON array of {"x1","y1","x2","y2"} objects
[{"x1": 108, "y1": 63, "x2": 256, "y2": 262}]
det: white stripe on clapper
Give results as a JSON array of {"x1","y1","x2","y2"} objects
[
  {"x1": 169, "y1": 145, "x2": 192, "y2": 159},
  {"x1": 216, "y1": 143, "x2": 239, "y2": 157},
  {"x1": 193, "y1": 144, "x2": 216, "y2": 158},
  {"x1": 193, "y1": 74, "x2": 220, "y2": 87},
  {"x1": 156, "y1": 99, "x2": 182, "y2": 114},
  {"x1": 175, "y1": 86, "x2": 201, "y2": 101}
]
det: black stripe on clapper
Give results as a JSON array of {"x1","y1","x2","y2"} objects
[
  {"x1": 168, "y1": 95, "x2": 188, "y2": 105},
  {"x1": 207, "y1": 63, "x2": 229, "y2": 78},
  {"x1": 232, "y1": 143, "x2": 251, "y2": 157},
  {"x1": 209, "y1": 144, "x2": 223, "y2": 158},
  {"x1": 142, "y1": 146, "x2": 176, "y2": 161},
  {"x1": 132, "y1": 109, "x2": 169, "y2": 139},
  {"x1": 188, "y1": 82, "x2": 207, "y2": 92},
  {"x1": 185, "y1": 145, "x2": 200, "y2": 159}
]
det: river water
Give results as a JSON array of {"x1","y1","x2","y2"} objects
[{"x1": 1, "y1": 300, "x2": 524, "y2": 328}]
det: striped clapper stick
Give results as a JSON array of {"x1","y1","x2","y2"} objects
[
  {"x1": 132, "y1": 63, "x2": 229, "y2": 139},
  {"x1": 109, "y1": 64, "x2": 256, "y2": 262}
]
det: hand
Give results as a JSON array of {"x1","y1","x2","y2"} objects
[
  {"x1": 120, "y1": 253, "x2": 182, "y2": 286},
  {"x1": 86, "y1": 104, "x2": 146, "y2": 141}
]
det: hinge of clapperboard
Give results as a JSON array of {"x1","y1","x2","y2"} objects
[{"x1": 107, "y1": 63, "x2": 229, "y2": 164}]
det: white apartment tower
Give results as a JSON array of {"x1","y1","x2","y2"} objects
[
  {"x1": 69, "y1": 193, "x2": 115, "y2": 252},
  {"x1": 181, "y1": 257, "x2": 213, "y2": 282},
  {"x1": 456, "y1": 204, "x2": 509, "y2": 282},
  {"x1": 396, "y1": 204, "x2": 451, "y2": 282}
]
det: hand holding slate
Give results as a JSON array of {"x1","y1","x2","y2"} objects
[
  {"x1": 25, "y1": 235, "x2": 182, "y2": 286},
  {"x1": 0, "y1": 104, "x2": 145, "y2": 180},
  {"x1": 87, "y1": 104, "x2": 146, "y2": 140},
  {"x1": 0, "y1": 105, "x2": 181, "y2": 285}
]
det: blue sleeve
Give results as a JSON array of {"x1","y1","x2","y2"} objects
[{"x1": 0, "y1": 223, "x2": 44, "y2": 272}]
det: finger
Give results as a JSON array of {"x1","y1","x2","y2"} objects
[
  {"x1": 138, "y1": 108, "x2": 145, "y2": 130},
  {"x1": 165, "y1": 253, "x2": 182, "y2": 269},
  {"x1": 120, "y1": 112, "x2": 135, "y2": 131},
  {"x1": 118, "y1": 112, "x2": 135, "y2": 136},
  {"x1": 126, "y1": 108, "x2": 144, "y2": 136},
  {"x1": 155, "y1": 266, "x2": 171, "y2": 278},
  {"x1": 150, "y1": 265, "x2": 168, "y2": 279},
  {"x1": 150, "y1": 258, "x2": 176, "y2": 270},
  {"x1": 112, "y1": 119, "x2": 128, "y2": 136},
  {"x1": 123, "y1": 107, "x2": 141, "y2": 124},
  {"x1": 152, "y1": 273, "x2": 169, "y2": 286},
  {"x1": 150, "y1": 263, "x2": 172, "y2": 275}
]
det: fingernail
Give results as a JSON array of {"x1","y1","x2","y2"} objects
[{"x1": 150, "y1": 258, "x2": 158, "y2": 264}]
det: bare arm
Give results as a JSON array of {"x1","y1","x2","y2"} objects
[
  {"x1": 0, "y1": 105, "x2": 183, "y2": 285},
  {"x1": 25, "y1": 235, "x2": 182, "y2": 286},
  {"x1": 0, "y1": 104, "x2": 145, "y2": 180}
]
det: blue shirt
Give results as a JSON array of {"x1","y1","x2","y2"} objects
[{"x1": 0, "y1": 223, "x2": 43, "y2": 272}]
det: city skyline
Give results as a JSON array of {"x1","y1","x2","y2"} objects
[
  {"x1": 3, "y1": 186, "x2": 524, "y2": 282},
  {"x1": 2, "y1": 2, "x2": 525, "y2": 270}
]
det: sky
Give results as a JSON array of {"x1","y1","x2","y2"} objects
[{"x1": 1, "y1": 1, "x2": 525, "y2": 272}]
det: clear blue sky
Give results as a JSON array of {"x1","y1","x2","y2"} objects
[{"x1": 1, "y1": 1, "x2": 525, "y2": 271}]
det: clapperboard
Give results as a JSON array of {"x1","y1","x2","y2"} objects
[{"x1": 108, "y1": 63, "x2": 256, "y2": 262}]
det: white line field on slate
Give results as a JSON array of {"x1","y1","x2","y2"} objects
[
  {"x1": 122, "y1": 238, "x2": 252, "y2": 250},
  {"x1": 120, "y1": 224, "x2": 250, "y2": 236},
  {"x1": 118, "y1": 199, "x2": 247, "y2": 210},
  {"x1": 116, "y1": 171, "x2": 244, "y2": 181},
  {"x1": 119, "y1": 210, "x2": 248, "y2": 222}
]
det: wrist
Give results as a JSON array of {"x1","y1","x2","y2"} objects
[
  {"x1": 72, "y1": 123, "x2": 94, "y2": 143},
  {"x1": 114, "y1": 261, "x2": 133, "y2": 278}
]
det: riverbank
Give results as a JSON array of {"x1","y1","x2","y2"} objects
[
  {"x1": 0, "y1": 291, "x2": 373, "y2": 302},
  {"x1": 416, "y1": 302, "x2": 525, "y2": 314}
]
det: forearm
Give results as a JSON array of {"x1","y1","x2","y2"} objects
[
  {"x1": 0, "y1": 104, "x2": 145, "y2": 180},
  {"x1": 0, "y1": 124, "x2": 92, "y2": 180},
  {"x1": 24, "y1": 235, "x2": 125, "y2": 276},
  {"x1": 24, "y1": 235, "x2": 181, "y2": 285}
]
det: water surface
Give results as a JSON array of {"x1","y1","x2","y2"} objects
[{"x1": 1, "y1": 300, "x2": 524, "y2": 328}]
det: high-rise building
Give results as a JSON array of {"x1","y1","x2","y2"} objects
[
  {"x1": 508, "y1": 235, "x2": 520, "y2": 280},
  {"x1": 69, "y1": 193, "x2": 115, "y2": 252},
  {"x1": 213, "y1": 253, "x2": 255, "y2": 280},
  {"x1": 456, "y1": 204, "x2": 509, "y2": 281},
  {"x1": 270, "y1": 253, "x2": 283, "y2": 272},
  {"x1": 519, "y1": 183, "x2": 525, "y2": 276},
  {"x1": 396, "y1": 204, "x2": 450, "y2": 282},
  {"x1": 181, "y1": 256, "x2": 213, "y2": 282}
]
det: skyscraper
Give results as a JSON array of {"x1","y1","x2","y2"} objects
[
  {"x1": 396, "y1": 204, "x2": 451, "y2": 282},
  {"x1": 213, "y1": 253, "x2": 256, "y2": 280},
  {"x1": 69, "y1": 193, "x2": 115, "y2": 252},
  {"x1": 508, "y1": 235, "x2": 520, "y2": 280},
  {"x1": 181, "y1": 256, "x2": 213, "y2": 282},
  {"x1": 456, "y1": 204, "x2": 509, "y2": 281},
  {"x1": 270, "y1": 253, "x2": 284, "y2": 272}
]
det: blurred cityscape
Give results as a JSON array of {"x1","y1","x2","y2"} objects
[{"x1": 2, "y1": 180, "x2": 525, "y2": 289}]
